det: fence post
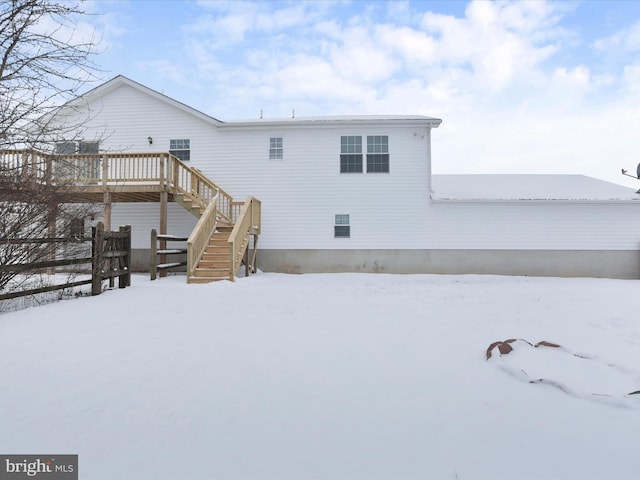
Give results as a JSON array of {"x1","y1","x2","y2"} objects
[
  {"x1": 150, "y1": 229, "x2": 157, "y2": 280},
  {"x1": 119, "y1": 225, "x2": 131, "y2": 288},
  {"x1": 92, "y1": 221, "x2": 104, "y2": 295}
]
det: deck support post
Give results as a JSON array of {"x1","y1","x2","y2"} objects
[
  {"x1": 102, "y1": 192, "x2": 112, "y2": 232},
  {"x1": 159, "y1": 190, "x2": 168, "y2": 277}
]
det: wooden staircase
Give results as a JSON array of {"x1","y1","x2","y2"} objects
[
  {"x1": 188, "y1": 223, "x2": 233, "y2": 283},
  {"x1": 175, "y1": 192, "x2": 206, "y2": 218},
  {"x1": 0, "y1": 148, "x2": 261, "y2": 284}
]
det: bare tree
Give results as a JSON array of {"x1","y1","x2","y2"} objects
[{"x1": 0, "y1": 0, "x2": 101, "y2": 296}]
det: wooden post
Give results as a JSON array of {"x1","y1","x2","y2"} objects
[
  {"x1": 101, "y1": 153, "x2": 108, "y2": 186},
  {"x1": 244, "y1": 244, "x2": 249, "y2": 277},
  {"x1": 46, "y1": 205, "x2": 57, "y2": 275},
  {"x1": 251, "y1": 235, "x2": 258, "y2": 275},
  {"x1": 92, "y1": 222, "x2": 104, "y2": 296},
  {"x1": 108, "y1": 233, "x2": 115, "y2": 289},
  {"x1": 150, "y1": 228, "x2": 157, "y2": 281},
  {"x1": 159, "y1": 191, "x2": 168, "y2": 278},
  {"x1": 119, "y1": 225, "x2": 131, "y2": 288},
  {"x1": 103, "y1": 191, "x2": 112, "y2": 231}
]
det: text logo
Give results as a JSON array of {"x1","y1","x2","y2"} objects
[{"x1": 0, "y1": 455, "x2": 77, "y2": 480}]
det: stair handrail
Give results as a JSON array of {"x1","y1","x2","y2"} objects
[
  {"x1": 187, "y1": 189, "x2": 220, "y2": 278},
  {"x1": 167, "y1": 155, "x2": 234, "y2": 223},
  {"x1": 227, "y1": 196, "x2": 261, "y2": 281}
]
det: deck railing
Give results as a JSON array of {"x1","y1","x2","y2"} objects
[
  {"x1": 0, "y1": 149, "x2": 236, "y2": 220},
  {"x1": 2, "y1": 148, "x2": 261, "y2": 282},
  {"x1": 228, "y1": 196, "x2": 261, "y2": 281},
  {"x1": 186, "y1": 190, "x2": 220, "y2": 279}
]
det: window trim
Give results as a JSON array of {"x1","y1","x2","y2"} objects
[
  {"x1": 339, "y1": 135, "x2": 389, "y2": 174},
  {"x1": 269, "y1": 136, "x2": 283, "y2": 160},
  {"x1": 334, "y1": 214, "x2": 350, "y2": 238},
  {"x1": 366, "y1": 135, "x2": 389, "y2": 173},
  {"x1": 169, "y1": 138, "x2": 190, "y2": 162},
  {"x1": 340, "y1": 136, "x2": 363, "y2": 173}
]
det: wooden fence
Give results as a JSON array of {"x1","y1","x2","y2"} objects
[
  {"x1": 0, "y1": 222, "x2": 131, "y2": 301},
  {"x1": 150, "y1": 229, "x2": 187, "y2": 280}
]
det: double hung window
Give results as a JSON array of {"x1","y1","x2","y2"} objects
[
  {"x1": 340, "y1": 135, "x2": 389, "y2": 173},
  {"x1": 269, "y1": 137, "x2": 283, "y2": 160},
  {"x1": 334, "y1": 214, "x2": 350, "y2": 238},
  {"x1": 340, "y1": 136, "x2": 363, "y2": 173},
  {"x1": 170, "y1": 139, "x2": 190, "y2": 161},
  {"x1": 366, "y1": 136, "x2": 389, "y2": 173}
]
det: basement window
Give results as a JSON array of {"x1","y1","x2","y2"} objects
[
  {"x1": 170, "y1": 139, "x2": 190, "y2": 161},
  {"x1": 334, "y1": 214, "x2": 350, "y2": 238},
  {"x1": 269, "y1": 137, "x2": 283, "y2": 160},
  {"x1": 68, "y1": 217, "x2": 85, "y2": 238}
]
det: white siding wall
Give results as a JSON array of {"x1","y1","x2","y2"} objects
[
  {"x1": 425, "y1": 203, "x2": 640, "y2": 250},
  {"x1": 59, "y1": 84, "x2": 223, "y2": 159},
  {"x1": 199, "y1": 124, "x2": 432, "y2": 249},
  {"x1": 111, "y1": 203, "x2": 196, "y2": 249},
  {"x1": 55, "y1": 83, "x2": 640, "y2": 253}
]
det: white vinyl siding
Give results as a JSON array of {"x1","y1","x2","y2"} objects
[
  {"x1": 111, "y1": 203, "x2": 197, "y2": 249},
  {"x1": 53, "y1": 82, "x2": 640, "y2": 255}
]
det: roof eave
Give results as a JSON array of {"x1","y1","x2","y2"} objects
[{"x1": 217, "y1": 116, "x2": 442, "y2": 130}]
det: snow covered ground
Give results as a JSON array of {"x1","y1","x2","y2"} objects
[{"x1": 1, "y1": 273, "x2": 639, "y2": 480}]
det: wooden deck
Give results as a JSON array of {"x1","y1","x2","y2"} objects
[{"x1": 0, "y1": 149, "x2": 261, "y2": 282}]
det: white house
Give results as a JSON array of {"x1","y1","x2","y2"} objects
[{"x1": 46, "y1": 75, "x2": 640, "y2": 279}]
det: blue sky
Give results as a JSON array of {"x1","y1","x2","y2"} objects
[{"x1": 82, "y1": 0, "x2": 640, "y2": 187}]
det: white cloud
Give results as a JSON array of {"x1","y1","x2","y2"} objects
[
  {"x1": 622, "y1": 64, "x2": 640, "y2": 93},
  {"x1": 594, "y1": 19, "x2": 640, "y2": 53}
]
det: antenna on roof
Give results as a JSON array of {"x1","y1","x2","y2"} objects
[
  {"x1": 260, "y1": 109, "x2": 263, "y2": 119},
  {"x1": 620, "y1": 163, "x2": 640, "y2": 193},
  {"x1": 292, "y1": 109, "x2": 295, "y2": 119}
]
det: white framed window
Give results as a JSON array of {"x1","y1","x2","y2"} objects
[
  {"x1": 54, "y1": 141, "x2": 100, "y2": 181},
  {"x1": 340, "y1": 136, "x2": 363, "y2": 173},
  {"x1": 55, "y1": 142, "x2": 77, "y2": 154},
  {"x1": 55, "y1": 141, "x2": 100, "y2": 154},
  {"x1": 170, "y1": 139, "x2": 190, "y2": 161},
  {"x1": 334, "y1": 214, "x2": 350, "y2": 238},
  {"x1": 366, "y1": 135, "x2": 389, "y2": 173},
  {"x1": 79, "y1": 141, "x2": 99, "y2": 154},
  {"x1": 269, "y1": 137, "x2": 283, "y2": 160}
]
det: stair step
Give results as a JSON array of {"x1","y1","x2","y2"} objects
[
  {"x1": 188, "y1": 276, "x2": 229, "y2": 284},
  {"x1": 194, "y1": 265, "x2": 229, "y2": 273},
  {"x1": 199, "y1": 261, "x2": 230, "y2": 268},
  {"x1": 204, "y1": 248, "x2": 228, "y2": 256}
]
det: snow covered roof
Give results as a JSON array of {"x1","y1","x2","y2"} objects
[
  {"x1": 218, "y1": 115, "x2": 442, "y2": 129},
  {"x1": 431, "y1": 174, "x2": 640, "y2": 202}
]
